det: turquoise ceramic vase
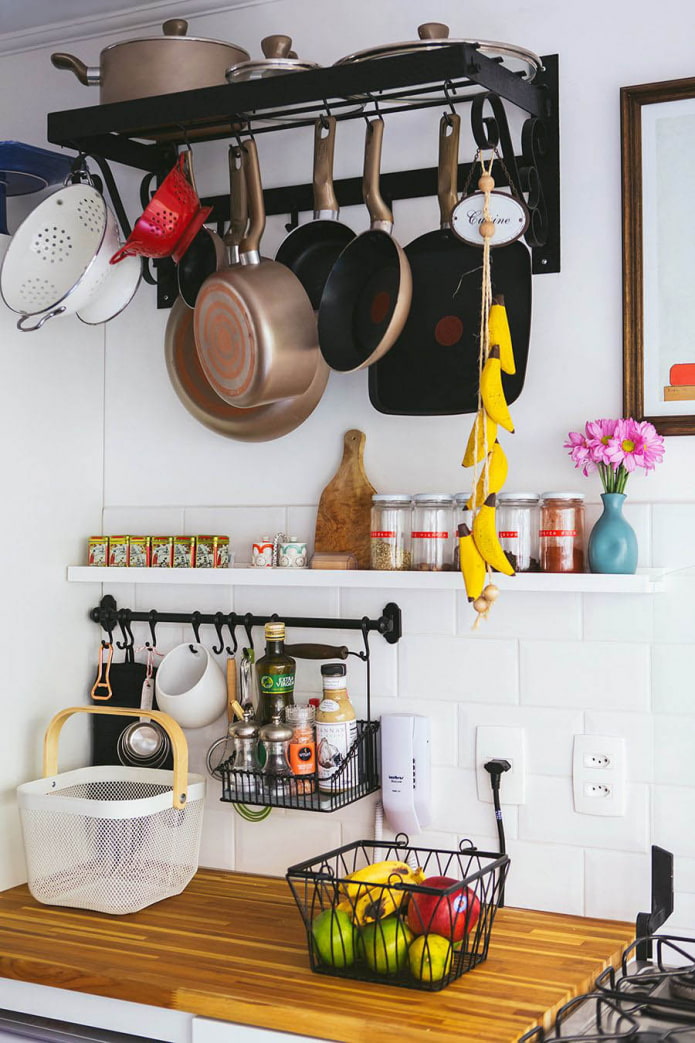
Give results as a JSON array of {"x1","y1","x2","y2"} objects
[{"x1": 588, "y1": 493, "x2": 638, "y2": 574}]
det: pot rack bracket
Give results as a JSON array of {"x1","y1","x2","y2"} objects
[{"x1": 46, "y1": 43, "x2": 560, "y2": 308}]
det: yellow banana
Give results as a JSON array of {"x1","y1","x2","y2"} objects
[
  {"x1": 488, "y1": 295, "x2": 515, "y2": 375},
  {"x1": 340, "y1": 865, "x2": 427, "y2": 922},
  {"x1": 480, "y1": 346, "x2": 514, "y2": 433},
  {"x1": 458, "y1": 522, "x2": 487, "y2": 602},
  {"x1": 342, "y1": 860, "x2": 413, "y2": 900},
  {"x1": 462, "y1": 410, "x2": 498, "y2": 468},
  {"x1": 472, "y1": 494, "x2": 515, "y2": 576},
  {"x1": 466, "y1": 441, "x2": 509, "y2": 511}
]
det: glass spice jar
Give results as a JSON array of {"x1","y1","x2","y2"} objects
[
  {"x1": 411, "y1": 493, "x2": 455, "y2": 571},
  {"x1": 285, "y1": 703, "x2": 316, "y2": 795},
  {"x1": 496, "y1": 492, "x2": 540, "y2": 573},
  {"x1": 539, "y1": 492, "x2": 586, "y2": 573},
  {"x1": 370, "y1": 494, "x2": 412, "y2": 570}
]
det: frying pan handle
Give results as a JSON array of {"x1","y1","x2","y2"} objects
[
  {"x1": 17, "y1": 307, "x2": 66, "y2": 332},
  {"x1": 224, "y1": 145, "x2": 248, "y2": 259},
  {"x1": 239, "y1": 138, "x2": 265, "y2": 261},
  {"x1": 313, "y1": 116, "x2": 339, "y2": 216},
  {"x1": 438, "y1": 112, "x2": 461, "y2": 228},
  {"x1": 363, "y1": 118, "x2": 393, "y2": 229}
]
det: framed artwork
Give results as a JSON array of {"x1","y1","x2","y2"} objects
[{"x1": 622, "y1": 75, "x2": 695, "y2": 434}]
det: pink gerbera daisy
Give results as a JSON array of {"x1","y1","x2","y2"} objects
[
  {"x1": 605, "y1": 418, "x2": 665, "y2": 473},
  {"x1": 585, "y1": 418, "x2": 618, "y2": 466},
  {"x1": 563, "y1": 430, "x2": 596, "y2": 475}
]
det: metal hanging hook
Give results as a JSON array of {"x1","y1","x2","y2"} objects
[
  {"x1": 227, "y1": 614, "x2": 239, "y2": 655},
  {"x1": 190, "y1": 610, "x2": 202, "y2": 652},
  {"x1": 443, "y1": 80, "x2": 458, "y2": 116},
  {"x1": 146, "y1": 609, "x2": 158, "y2": 649},
  {"x1": 212, "y1": 612, "x2": 228, "y2": 655},
  {"x1": 243, "y1": 613, "x2": 255, "y2": 653},
  {"x1": 116, "y1": 608, "x2": 134, "y2": 650}
]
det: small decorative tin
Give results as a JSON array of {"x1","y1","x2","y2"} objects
[
  {"x1": 173, "y1": 535, "x2": 196, "y2": 568},
  {"x1": 195, "y1": 535, "x2": 215, "y2": 568},
  {"x1": 107, "y1": 535, "x2": 129, "y2": 567},
  {"x1": 151, "y1": 536, "x2": 173, "y2": 568},
  {"x1": 88, "y1": 536, "x2": 109, "y2": 567},
  {"x1": 129, "y1": 535, "x2": 150, "y2": 568},
  {"x1": 214, "y1": 536, "x2": 230, "y2": 568},
  {"x1": 252, "y1": 537, "x2": 274, "y2": 567},
  {"x1": 278, "y1": 538, "x2": 308, "y2": 568}
]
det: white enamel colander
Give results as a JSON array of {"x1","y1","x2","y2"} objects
[{"x1": 0, "y1": 178, "x2": 127, "y2": 331}]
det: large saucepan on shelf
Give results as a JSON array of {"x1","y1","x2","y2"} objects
[{"x1": 51, "y1": 20, "x2": 250, "y2": 105}]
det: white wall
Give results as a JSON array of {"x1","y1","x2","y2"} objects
[{"x1": 2, "y1": 0, "x2": 695, "y2": 934}]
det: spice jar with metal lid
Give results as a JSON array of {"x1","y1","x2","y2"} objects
[
  {"x1": 226, "y1": 719, "x2": 260, "y2": 801},
  {"x1": 411, "y1": 493, "x2": 455, "y2": 570},
  {"x1": 285, "y1": 703, "x2": 316, "y2": 794},
  {"x1": 539, "y1": 492, "x2": 586, "y2": 573},
  {"x1": 497, "y1": 492, "x2": 540, "y2": 573},
  {"x1": 370, "y1": 494, "x2": 412, "y2": 570},
  {"x1": 258, "y1": 720, "x2": 294, "y2": 798}
]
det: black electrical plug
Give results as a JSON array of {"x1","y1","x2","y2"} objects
[{"x1": 484, "y1": 758, "x2": 511, "y2": 907}]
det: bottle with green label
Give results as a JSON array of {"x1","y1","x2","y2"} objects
[{"x1": 256, "y1": 621, "x2": 296, "y2": 725}]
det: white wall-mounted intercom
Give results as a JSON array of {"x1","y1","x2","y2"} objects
[{"x1": 380, "y1": 713, "x2": 432, "y2": 836}]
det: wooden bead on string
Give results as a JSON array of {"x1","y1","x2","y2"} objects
[
  {"x1": 479, "y1": 219, "x2": 496, "y2": 239},
  {"x1": 478, "y1": 173, "x2": 495, "y2": 193}
]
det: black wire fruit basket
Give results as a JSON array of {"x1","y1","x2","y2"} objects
[{"x1": 286, "y1": 837, "x2": 510, "y2": 991}]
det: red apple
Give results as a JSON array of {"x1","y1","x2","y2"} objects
[{"x1": 406, "y1": 875, "x2": 481, "y2": 941}]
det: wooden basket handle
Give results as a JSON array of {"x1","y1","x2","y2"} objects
[{"x1": 43, "y1": 706, "x2": 190, "y2": 809}]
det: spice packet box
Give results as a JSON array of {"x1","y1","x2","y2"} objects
[
  {"x1": 195, "y1": 536, "x2": 215, "y2": 568},
  {"x1": 151, "y1": 536, "x2": 173, "y2": 568},
  {"x1": 129, "y1": 536, "x2": 150, "y2": 567},
  {"x1": 214, "y1": 535, "x2": 230, "y2": 568},
  {"x1": 88, "y1": 536, "x2": 109, "y2": 567},
  {"x1": 108, "y1": 535, "x2": 129, "y2": 567},
  {"x1": 173, "y1": 535, "x2": 195, "y2": 568}
]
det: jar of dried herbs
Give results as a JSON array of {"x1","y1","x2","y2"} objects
[{"x1": 370, "y1": 494, "x2": 412, "y2": 570}]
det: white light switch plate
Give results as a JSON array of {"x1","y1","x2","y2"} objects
[{"x1": 475, "y1": 725, "x2": 526, "y2": 804}]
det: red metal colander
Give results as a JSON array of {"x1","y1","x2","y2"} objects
[{"x1": 110, "y1": 151, "x2": 212, "y2": 265}]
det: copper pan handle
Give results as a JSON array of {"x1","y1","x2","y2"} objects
[
  {"x1": 418, "y1": 22, "x2": 449, "y2": 39},
  {"x1": 362, "y1": 117, "x2": 392, "y2": 228},
  {"x1": 313, "y1": 116, "x2": 339, "y2": 215},
  {"x1": 438, "y1": 112, "x2": 461, "y2": 227},
  {"x1": 51, "y1": 53, "x2": 100, "y2": 86},
  {"x1": 239, "y1": 138, "x2": 266, "y2": 258},
  {"x1": 224, "y1": 145, "x2": 248, "y2": 256}
]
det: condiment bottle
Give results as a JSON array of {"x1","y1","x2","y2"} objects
[
  {"x1": 285, "y1": 704, "x2": 316, "y2": 794},
  {"x1": 411, "y1": 493, "x2": 455, "y2": 571},
  {"x1": 370, "y1": 494, "x2": 412, "y2": 570},
  {"x1": 256, "y1": 621, "x2": 296, "y2": 724},
  {"x1": 496, "y1": 492, "x2": 540, "y2": 572},
  {"x1": 315, "y1": 664, "x2": 357, "y2": 794},
  {"x1": 539, "y1": 492, "x2": 586, "y2": 573}
]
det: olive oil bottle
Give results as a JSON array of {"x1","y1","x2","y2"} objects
[{"x1": 256, "y1": 621, "x2": 296, "y2": 724}]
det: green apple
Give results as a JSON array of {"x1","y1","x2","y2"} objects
[
  {"x1": 311, "y1": 908, "x2": 356, "y2": 968},
  {"x1": 361, "y1": 916, "x2": 413, "y2": 975}
]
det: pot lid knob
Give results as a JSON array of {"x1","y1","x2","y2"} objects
[
  {"x1": 418, "y1": 22, "x2": 449, "y2": 39},
  {"x1": 163, "y1": 19, "x2": 188, "y2": 37},
  {"x1": 261, "y1": 35, "x2": 292, "y2": 59}
]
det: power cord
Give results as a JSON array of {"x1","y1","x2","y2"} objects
[{"x1": 484, "y1": 758, "x2": 511, "y2": 907}]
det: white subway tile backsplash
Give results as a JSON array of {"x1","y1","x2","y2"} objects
[
  {"x1": 518, "y1": 776, "x2": 649, "y2": 852},
  {"x1": 399, "y1": 635, "x2": 519, "y2": 703},
  {"x1": 582, "y1": 594, "x2": 653, "y2": 643},
  {"x1": 652, "y1": 644, "x2": 695, "y2": 713},
  {"x1": 504, "y1": 840, "x2": 584, "y2": 915},
  {"x1": 372, "y1": 587, "x2": 455, "y2": 636},
  {"x1": 623, "y1": 503, "x2": 652, "y2": 569},
  {"x1": 198, "y1": 807, "x2": 235, "y2": 871},
  {"x1": 102, "y1": 506, "x2": 185, "y2": 535},
  {"x1": 652, "y1": 504, "x2": 695, "y2": 569},
  {"x1": 235, "y1": 811, "x2": 342, "y2": 876},
  {"x1": 584, "y1": 850, "x2": 650, "y2": 921},
  {"x1": 184, "y1": 506, "x2": 287, "y2": 566},
  {"x1": 654, "y1": 787, "x2": 695, "y2": 858},
  {"x1": 584, "y1": 711, "x2": 654, "y2": 783},
  {"x1": 654, "y1": 715, "x2": 695, "y2": 786},
  {"x1": 520, "y1": 641, "x2": 650, "y2": 710},
  {"x1": 458, "y1": 704, "x2": 583, "y2": 777},
  {"x1": 456, "y1": 591, "x2": 582, "y2": 640},
  {"x1": 677, "y1": 857, "x2": 695, "y2": 893},
  {"x1": 670, "y1": 892, "x2": 695, "y2": 936},
  {"x1": 652, "y1": 577, "x2": 695, "y2": 643},
  {"x1": 430, "y1": 766, "x2": 519, "y2": 838}
]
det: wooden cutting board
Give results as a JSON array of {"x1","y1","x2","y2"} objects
[{"x1": 314, "y1": 429, "x2": 377, "y2": 569}]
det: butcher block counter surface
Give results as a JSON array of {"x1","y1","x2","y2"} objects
[{"x1": 0, "y1": 868, "x2": 632, "y2": 1042}]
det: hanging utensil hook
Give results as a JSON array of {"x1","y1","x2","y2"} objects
[
  {"x1": 212, "y1": 611, "x2": 229, "y2": 655},
  {"x1": 443, "y1": 80, "x2": 458, "y2": 116},
  {"x1": 227, "y1": 613, "x2": 239, "y2": 655},
  {"x1": 116, "y1": 608, "x2": 134, "y2": 650},
  {"x1": 243, "y1": 613, "x2": 254, "y2": 653},
  {"x1": 190, "y1": 610, "x2": 202, "y2": 651},
  {"x1": 146, "y1": 609, "x2": 158, "y2": 649}
]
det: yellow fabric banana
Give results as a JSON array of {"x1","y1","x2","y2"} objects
[
  {"x1": 462, "y1": 410, "x2": 498, "y2": 468},
  {"x1": 472, "y1": 494, "x2": 515, "y2": 576},
  {"x1": 466, "y1": 441, "x2": 508, "y2": 511},
  {"x1": 480, "y1": 346, "x2": 514, "y2": 433},
  {"x1": 458, "y1": 522, "x2": 487, "y2": 602},
  {"x1": 488, "y1": 295, "x2": 515, "y2": 375}
]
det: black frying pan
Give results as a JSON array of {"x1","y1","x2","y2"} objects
[
  {"x1": 275, "y1": 116, "x2": 354, "y2": 309},
  {"x1": 318, "y1": 117, "x2": 412, "y2": 373},
  {"x1": 368, "y1": 113, "x2": 532, "y2": 415}
]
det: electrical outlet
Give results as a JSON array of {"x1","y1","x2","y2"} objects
[
  {"x1": 476, "y1": 726, "x2": 526, "y2": 805},
  {"x1": 573, "y1": 735, "x2": 626, "y2": 816}
]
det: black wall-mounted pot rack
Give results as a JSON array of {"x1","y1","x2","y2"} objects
[{"x1": 47, "y1": 43, "x2": 559, "y2": 307}]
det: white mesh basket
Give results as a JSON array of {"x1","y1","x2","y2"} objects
[{"x1": 17, "y1": 706, "x2": 205, "y2": 915}]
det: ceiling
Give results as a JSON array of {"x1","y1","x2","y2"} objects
[{"x1": 2, "y1": 0, "x2": 168, "y2": 35}]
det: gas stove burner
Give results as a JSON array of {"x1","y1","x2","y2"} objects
[{"x1": 670, "y1": 974, "x2": 695, "y2": 1004}]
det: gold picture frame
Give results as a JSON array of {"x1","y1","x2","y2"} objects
[{"x1": 622, "y1": 75, "x2": 695, "y2": 434}]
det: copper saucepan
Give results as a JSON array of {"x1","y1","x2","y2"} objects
[
  {"x1": 193, "y1": 137, "x2": 319, "y2": 409},
  {"x1": 317, "y1": 117, "x2": 412, "y2": 372}
]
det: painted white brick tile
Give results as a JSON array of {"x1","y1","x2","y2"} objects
[
  {"x1": 198, "y1": 806, "x2": 235, "y2": 871},
  {"x1": 358, "y1": 587, "x2": 455, "y2": 637},
  {"x1": 399, "y1": 635, "x2": 519, "y2": 703},
  {"x1": 235, "y1": 811, "x2": 342, "y2": 876},
  {"x1": 584, "y1": 711, "x2": 654, "y2": 783},
  {"x1": 654, "y1": 715, "x2": 695, "y2": 786},
  {"x1": 518, "y1": 776, "x2": 649, "y2": 852},
  {"x1": 184, "y1": 506, "x2": 288, "y2": 566},
  {"x1": 430, "y1": 766, "x2": 519, "y2": 838},
  {"x1": 456, "y1": 591, "x2": 582, "y2": 641},
  {"x1": 652, "y1": 644, "x2": 695, "y2": 713},
  {"x1": 458, "y1": 703, "x2": 583, "y2": 778},
  {"x1": 654, "y1": 787, "x2": 695, "y2": 858},
  {"x1": 582, "y1": 594, "x2": 653, "y2": 644},
  {"x1": 652, "y1": 577, "x2": 695, "y2": 643},
  {"x1": 653, "y1": 503, "x2": 695, "y2": 569},
  {"x1": 286, "y1": 505, "x2": 317, "y2": 556},
  {"x1": 102, "y1": 506, "x2": 184, "y2": 536},
  {"x1": 677, "y1": 857, "x2": 695, "y2": 893},
  {"x1": 504, "y1": 840, "x2": 584, "y2": 915},
  {"x1": 520, "y1": 641, "x2": 650, "y2": 710},
  {"x1": 370, "y1": 695, "x2": 459, "y2": 766},
  {"x1": 584, "y1": 850, "x2": 651, "y2": 921}
]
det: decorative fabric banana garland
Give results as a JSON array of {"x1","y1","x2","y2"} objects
[{"x1": 460, "y1": 158, "x2": 516, "y2": 627}]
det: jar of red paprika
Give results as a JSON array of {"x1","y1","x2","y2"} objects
[{"x1": 539, "y1": 492, "x2": 586, "y2": 573}]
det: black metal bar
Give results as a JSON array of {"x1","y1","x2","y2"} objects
[{"x1": 635, "y1": 846, "x2": 674, "y2": 961}]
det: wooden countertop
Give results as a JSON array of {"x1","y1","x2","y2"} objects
[{"x1": 0, "y1": 869, "x2": 633, "y2": 1042}]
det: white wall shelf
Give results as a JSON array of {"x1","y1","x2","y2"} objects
[{"x1": 67, "y1": 566, "x2": 668, "y2": 594}]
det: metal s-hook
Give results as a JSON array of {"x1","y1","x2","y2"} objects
[
  {"x1": 116, "y1": 608, "x2": 134, "y2": 650},
  {"x1": 443, "y1": 79, "x2": 458, "y2": 116},
  {"x1": 190, "y1": 610, "x2": 202, "y2": 652},
  {"x1": 243, "y1": 613, "x2": 255, "y2": 653},
  {"x1": 212, "y1": 612, "x2": 229, "y2": 655},
  {"x1": 227, "y1": 613, "x2": 239, "y2": 655},
  {"x1": 146, "y1": 609, "x2": 158, "y2": 649}
]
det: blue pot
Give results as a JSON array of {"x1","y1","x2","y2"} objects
[{"x1": 588, "y1": 493, "x2": 638, "y2": 574}]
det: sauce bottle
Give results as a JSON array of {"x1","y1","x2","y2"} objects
[
  {"x1": 256, "y1": 621, "x2": 296, "y2": 724},
  {"x1": 315, "y1": 664, "x2": 357, "y2": 793}
]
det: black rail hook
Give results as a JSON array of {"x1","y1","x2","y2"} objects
[
  {"x1": 146, "y1": 609, "x2": 158, "y2": 649},
  {"x1": 212, "y1": 611, "x2": 229, "y2": 655},
  {"x1": 227, "y1": 613, "x2": 239, "y2": 656},
  {"x1": 243, "y1": 613, "x2": 254, "y2": 654},
  {"x1": 116, "y1": 608, "x2": 134, "y2": 650},
  {"x1": 443, "y1": 80, "x2": 458, "y2": 116},
  {"x1": 190, "y1": 610, "x2": 202, "y2": 652}
]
